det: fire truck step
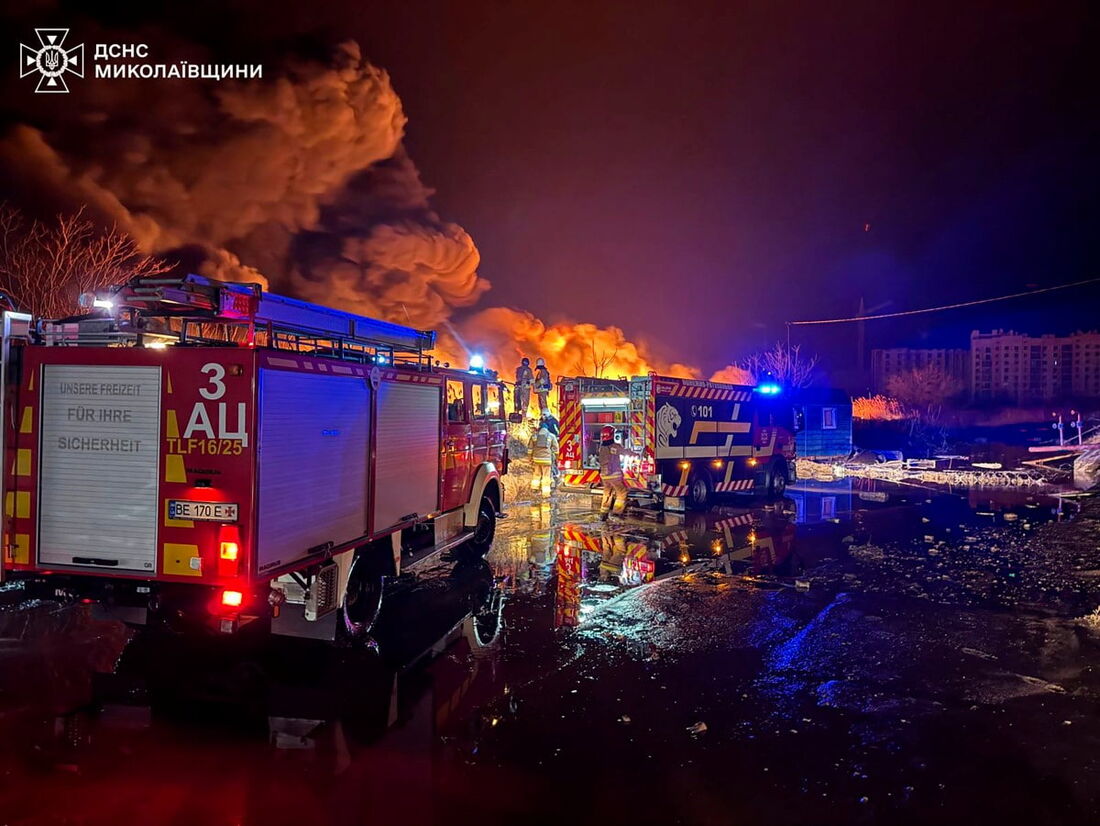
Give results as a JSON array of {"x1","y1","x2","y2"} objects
[{"x1": 405, "y1": 530, "x2": 476, "y2": 571}]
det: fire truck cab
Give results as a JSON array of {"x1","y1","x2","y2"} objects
[
  {"x1": 557, "y1": 374, "x2": 798, "y2": 510},
  {"x1": 0, "y1": 275, "x2": 508, "y2": 643}
]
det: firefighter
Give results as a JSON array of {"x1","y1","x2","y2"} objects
[
  {"x1": 530, "y1": 415, "x2": 559, "y2": 495},
  {"x1": 533, "y1": 358, "x2": 552, "y2": 414},
  {"x1": 544, "y1": 413, "x2": 562, "y2": 485},
  {"x1": 597, "y1": 425, "x2": 631, "y2": 521},
  {"x1": 514, "y1": 357, "x2": 533, "y2": 416}
]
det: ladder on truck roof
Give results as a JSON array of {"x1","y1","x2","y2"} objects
[
  {"x1": 46, "y1": 274, "x2": 436, "y2": 364},
  {"x1": 120, "y1": 274, "x2": 435, "y2": 354}
]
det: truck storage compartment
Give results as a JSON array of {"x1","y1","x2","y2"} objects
[
  {"x1": 256, "y1": 369, "x2": 370, "y2": 573},
  {"x1": 373, "y1": 380, "x2": 441, "y2": 531},
  {"x1": 38, "y1": 364, "x2": 162, "y2": 572}
]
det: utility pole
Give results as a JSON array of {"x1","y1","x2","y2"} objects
[{"x1": 857, "y1": 295, "x2": 866, "y2": 382}]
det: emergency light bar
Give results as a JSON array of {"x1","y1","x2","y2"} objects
[{"x1": 755, "y1": 383, "x2": 783, "y2": 395}]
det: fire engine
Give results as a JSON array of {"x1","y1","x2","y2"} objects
[
  {"x1": 0, "y1": 275, "x2": 508, "y2": 642},
  {"x1": 556, "y1": 374, "x2": 798, "y2": 510}
]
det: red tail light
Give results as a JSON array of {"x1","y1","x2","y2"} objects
[
  {"x1": 221, "y1": 590, "x2": 243, "y2": 608},
  {"x1": 217, "y1": 527, "x2": 243, "y2": 577}
]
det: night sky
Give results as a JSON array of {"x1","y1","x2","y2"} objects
[{"x1": 3, "y1": 0, "x2": 1097, "y2": 378}]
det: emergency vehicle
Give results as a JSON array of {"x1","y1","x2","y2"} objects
[
  {"x1": 0, "y1": 274, "x2": 508, "y2": 642},
  {"x1": 557, "y1": 374, "x2": 797, "y2": 510}
]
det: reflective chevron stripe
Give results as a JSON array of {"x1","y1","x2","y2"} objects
[
  {"x1": 563, "y1": 469, "x2": 601, "y2": 486},
  {"x1": 714, "y1": 513, "x2": 754, "y2": 530},
  {"x1": 663, "y1": 383, "x2": 752, "y2": 401},
  {"x1": 714, "y1": 479, "x2": 755, "y2": 492}
]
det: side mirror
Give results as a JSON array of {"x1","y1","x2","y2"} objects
[{"x1": 792, "y1": 407, "x2": 805, "y2": 433}]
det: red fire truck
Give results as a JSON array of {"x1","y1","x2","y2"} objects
[
  {"x1": 0, "y1": 275, "x2": 508, "y2": 642},
  {"x1": 557, "y1": 374, "x2": 797, "y2": 510}
]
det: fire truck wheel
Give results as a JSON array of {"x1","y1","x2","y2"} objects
[
  {"x1": 767, "y1": 461, "x2": 788, "y2": 499},
  {"x1": 462, "y1": 496, "x2": 497, "y2": 559},
  {"x1": 340, "y1": 554, "x2": 385, "y2": 642},
  {"x1": 687, "y1": 471, "x2": 712, "y2": 511}
]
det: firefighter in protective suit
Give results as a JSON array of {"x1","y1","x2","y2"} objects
[
  {"x1": 530, "y1": 415, "x2": 559, "y2": 495},
  {"x1": 597, "y1": 425, "x2": 631, "y2": 521},
  {"x1": 533, "y1": 358, "x2": 552, "y2": 414},
  {"x1": 514, "y1": 357, "x2": 533, "y2": 416}
]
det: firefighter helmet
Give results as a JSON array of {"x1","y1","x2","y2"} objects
[{"x1": 600, "y1": 425, "x2": 615, "y2": 441}]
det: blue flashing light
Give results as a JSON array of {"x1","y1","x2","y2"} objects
[
  {"x1": 469, "y1": 353, "x2": 485, "y2": 371},
  {"x1": 755, "y1": 382, "x2": 782, "y2": 395}
]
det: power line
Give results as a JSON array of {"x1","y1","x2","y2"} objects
[{"x1": 789, "y1": 277, "x2": 1100, "y2": 326}]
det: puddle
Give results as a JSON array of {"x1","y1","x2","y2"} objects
[
  {"x1": 0, "y1": 484, "x2": 1097, "y2": 823},
  {"x1": 520, "y1": 481, "x2": 1082, "y2": 630}
]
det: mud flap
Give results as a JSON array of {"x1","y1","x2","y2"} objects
[
  {"x1": 91, "y1": 604, "x2": 148, "y2": 625},
  {"x1": 271, "y1": 608, "x2": 339, "y2": 642}
]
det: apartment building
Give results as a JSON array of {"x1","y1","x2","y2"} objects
[{"x1": 970, "y1": 330, "x2": 1100, "y2": 402}]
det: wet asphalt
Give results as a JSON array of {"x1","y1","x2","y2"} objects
[{"x1": 1, "y1": 480, "x2": 1099, "y2": 825}]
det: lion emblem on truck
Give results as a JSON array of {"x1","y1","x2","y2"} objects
[{"x1": 656, "y1": 403, "x2": 681, "y2": 448}]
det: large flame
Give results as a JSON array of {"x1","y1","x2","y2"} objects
[{"x1": 457, "y1": 307, "x2": 697, "y2": 382}]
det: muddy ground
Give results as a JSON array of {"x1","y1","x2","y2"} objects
[{"x1": 1, "y1": 481, "x2": 1099, "y2": 825}]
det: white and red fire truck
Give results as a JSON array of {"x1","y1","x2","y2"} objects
[
  {"x1": 0, "y1": 275, "x2": 508, "y2": 642},
  {"x1": 557, "y1": 374, "x2": 797, "y2": 510}
]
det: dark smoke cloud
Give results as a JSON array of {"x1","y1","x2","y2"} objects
[
  {"x1": 0, "y1": 30, "x2": 726, "y2": 380},
  {"x1": 0, "y1": 40, "x2": 490, "y2": 328}
]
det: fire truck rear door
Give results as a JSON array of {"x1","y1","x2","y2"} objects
[{"x1": 38, "y1": 364, "x2": 162, "y2": 572}]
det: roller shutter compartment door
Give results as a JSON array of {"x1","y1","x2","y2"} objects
[
  {"x1": 373, "y1": 381, "x2": 441, "y2": 532},
  {"x1": 256, "y1": 370, "x2": 370, "y2": 573},
  {"x1": 38, "y1": 364, "x2": 162, "y2": 571}
]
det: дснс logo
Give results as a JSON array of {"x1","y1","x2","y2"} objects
[{"x1": 19, "y1": 28, "x2": 83, "y2": 93}]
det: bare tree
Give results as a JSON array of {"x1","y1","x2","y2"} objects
[
  {"x1": 0, "y1": 204, "x2": 170, "y2": 318},
  {"x1": 886, "y1": 365, "x2": 963, "y2": 424},
  {"x1": 740, "y1": 342, "x2": 818, "y2": 387},
  {"x1": 590, "y1": 342, "x2": 621, "y2": 378}
]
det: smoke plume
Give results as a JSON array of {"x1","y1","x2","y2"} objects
[
  {"x1": 0, "y1": 39, "x2": 747, "y2": 384},
  {"x1": 0, "y1": 42, "x2": 487, "y2": 325}
]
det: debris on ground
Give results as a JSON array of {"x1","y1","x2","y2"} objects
[{"x1": 797, "y1": 457, "x2": 1067, "y2": 489}]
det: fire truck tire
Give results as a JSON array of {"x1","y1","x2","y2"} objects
[
  {"x1": 687, "y1": 471, "x2": 712, "y2": 511},
  {"x1": 767, "y1": 460, "x2": 788, "y2": 499},
  {"x1": 461, "y1": 496, "x2": 497, "y2": 560},
  {"x1": 339, "y1": 553, "x2": 385, "y2": 643}
]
